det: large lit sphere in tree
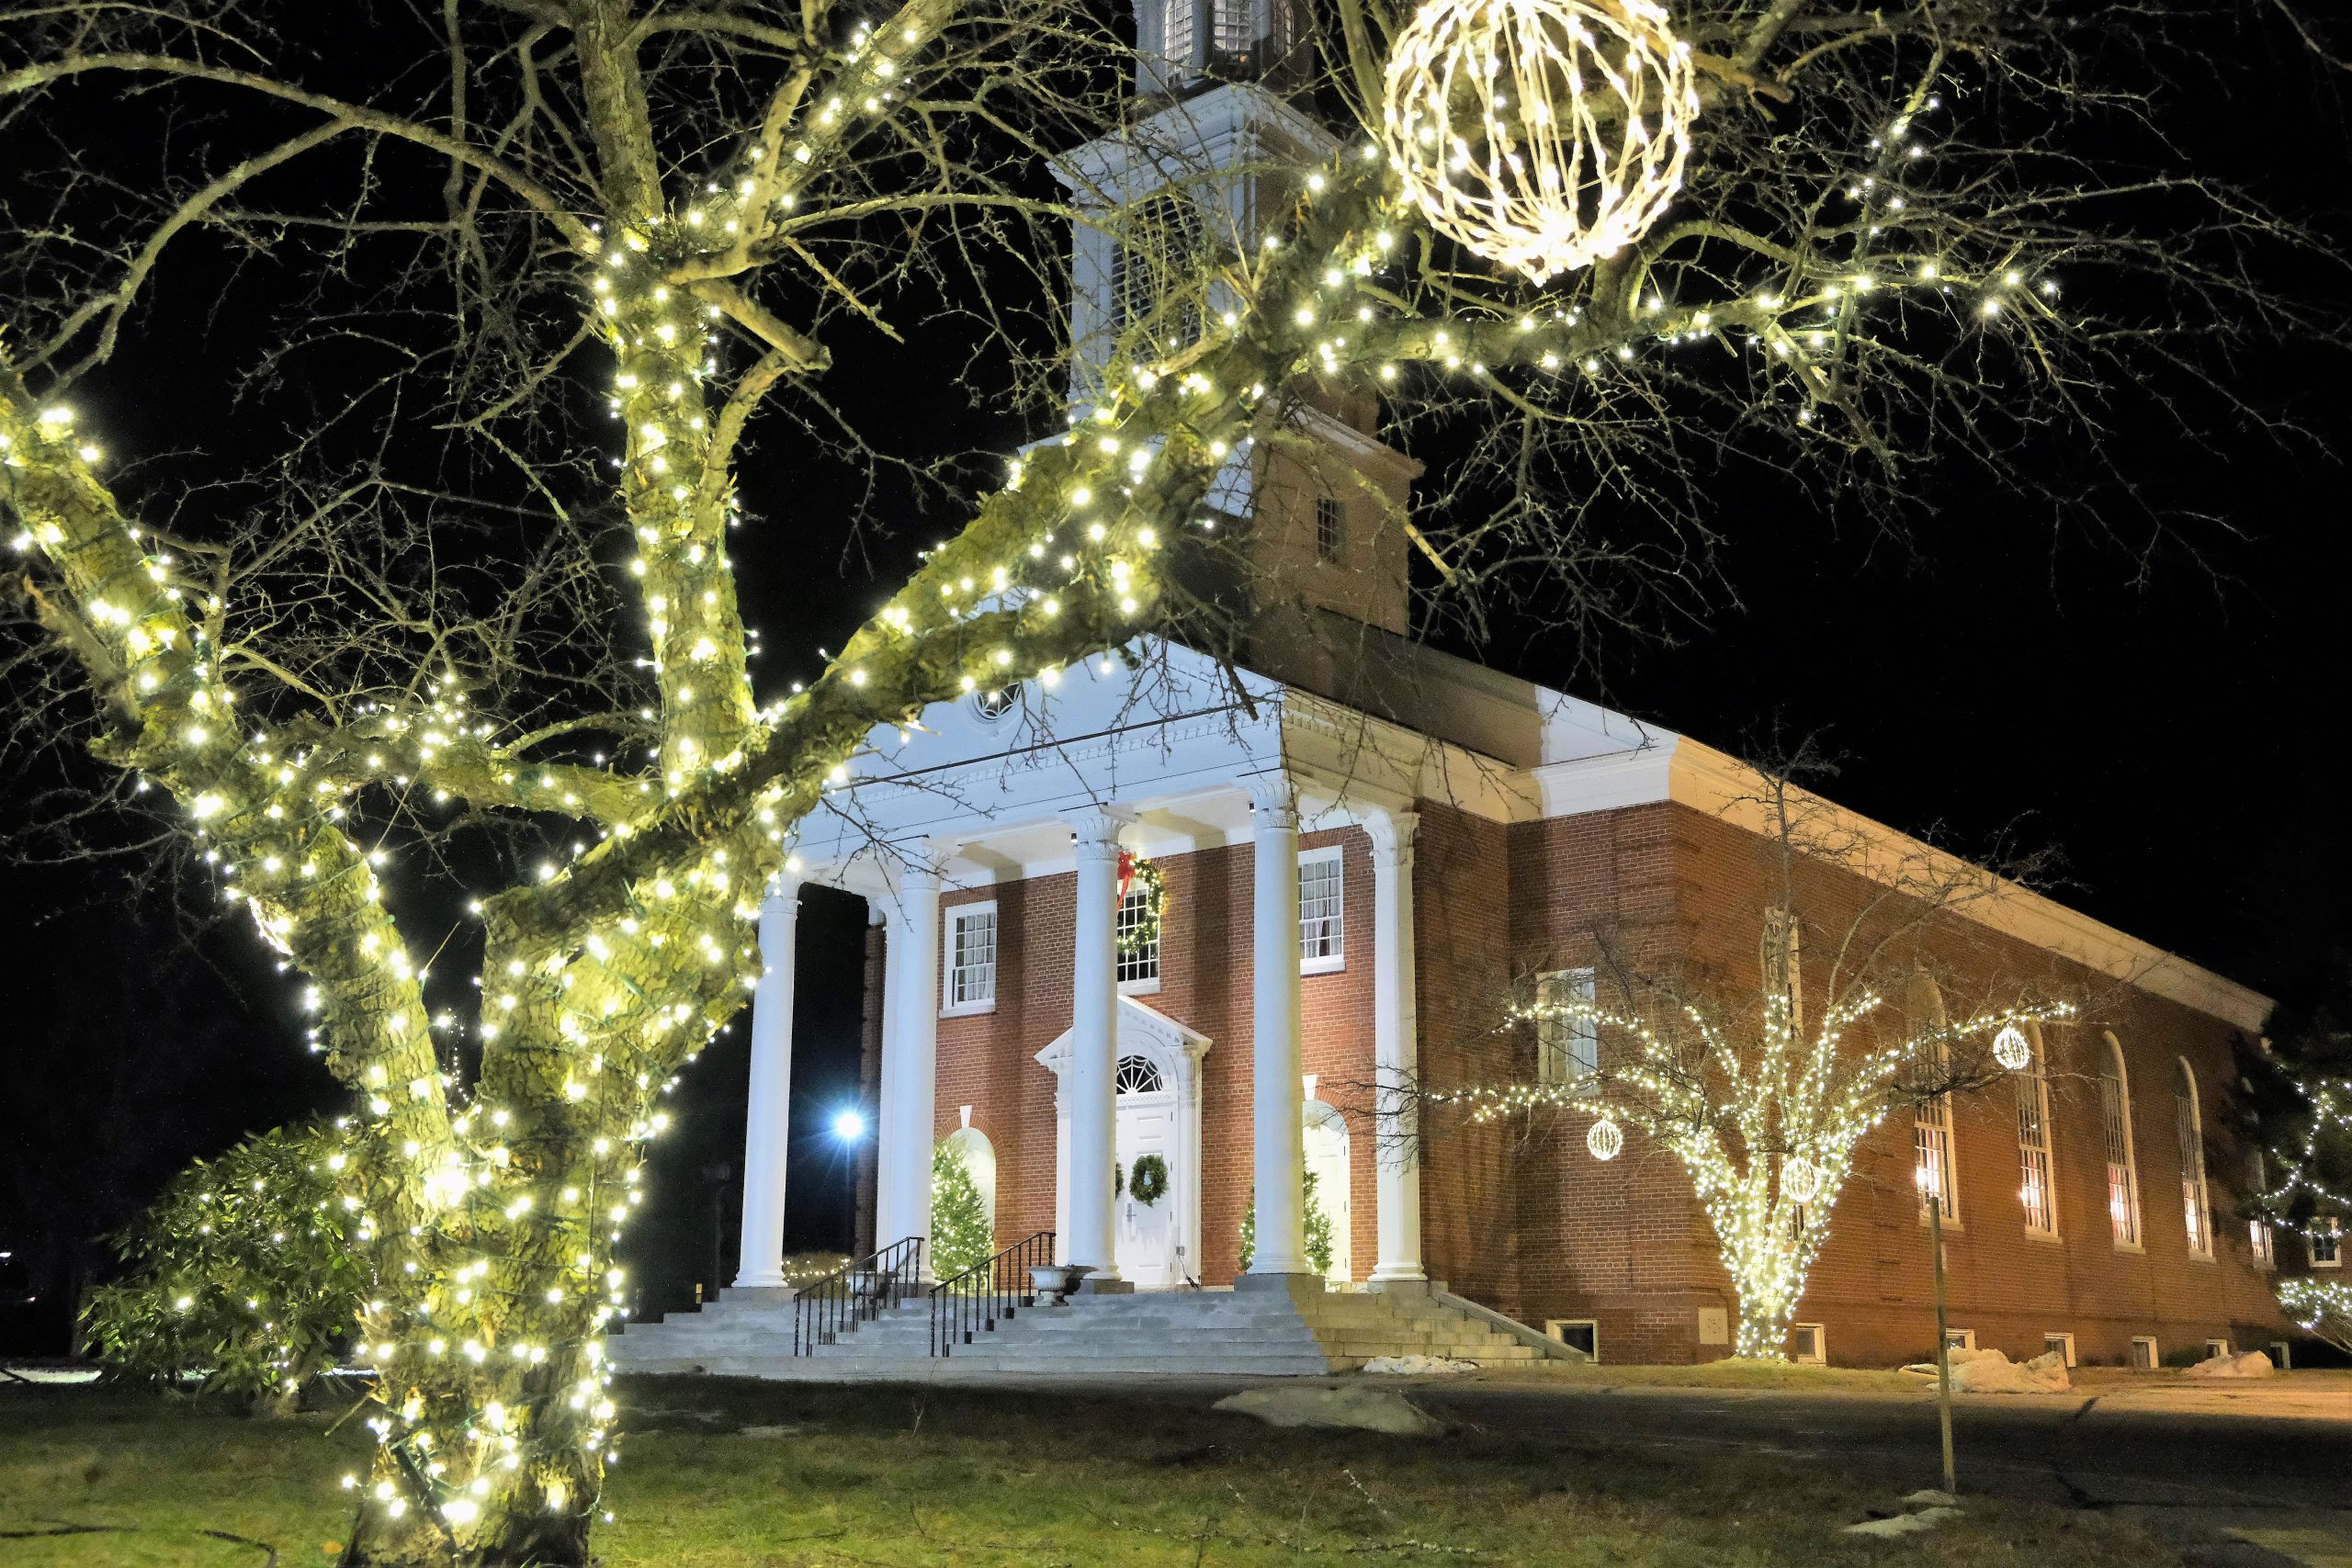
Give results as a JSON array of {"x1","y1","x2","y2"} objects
[
  {"x1": 1380, "y1": 0, "x2": 1699, "y2": 283},
  {"x1": 1993, "y1": 1024, "x2": 2032, "y2": 1072}
]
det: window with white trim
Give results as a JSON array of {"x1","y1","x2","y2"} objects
[
  {"x1": 2313, "y1": 1215, "x2": 2343, "y2": 1269},
  {"x1": 1909, "y1": 977, "x2": 1957, "y2": 1218},
  {"x1": 1116, "y1": 883, "x2": 1160, "y2": 987},
  {"x1": 2014, "y1": 1024, "x2": 2057, "y2": 1235},
  {"x1": 943, "y1": 902, "x2": 998, "y2": 1013},
  {"x1": 2248, "y1": 1150, "x2": 2276, "y2": 1266},
  {"x1": 1314, "y1": 496, "x2": 1344, "y2": 564},
  {"x1": 1109, "y1": 193, "x2": 1204, "y2": 347},
  {"x1": 1536, "y1": 967, "x2": 1599, "y2": 1085},
  {"x1": 2099, "y1": 1033, "x2": 2143, "y2": 1247},
  {"x1": 1160, "y1": 0, "x2": 1196, "y2": 71},
  {"x1": 1761, "y1": 907, "x2": 1803, "y2": 1036},
  {"x1": 1298, "y1": 846, "x2": 1344, "y2": 974},
  {"x1": 2175, "y1": 1059, "x2": 2211, "y2": 1258}
]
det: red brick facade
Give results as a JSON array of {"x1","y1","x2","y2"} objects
[{"x1": 922, "y1": 797, "x2": 2291, "y2": 1367}]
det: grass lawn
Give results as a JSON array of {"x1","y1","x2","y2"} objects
[{"x1": 0, "y1": 1376, "x2": 2182, "y2": 1566}]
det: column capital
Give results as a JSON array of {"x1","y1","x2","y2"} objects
[
  {"x1": 1365, "y1": 807, "x2": 1419, "y2": 866},
  {"x1": 762, "y1": 871, "x2": 805, "y2": 914},
  {"x1": 1068, "y1": 804, "x2": 1133, "y2": 861},
  {"x1": 1243, "y1": 773, "x2": 1297, "y2": 829}
]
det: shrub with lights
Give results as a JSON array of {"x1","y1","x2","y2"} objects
[{"x1": 84, "y1": 1122, "x2": 368, "y2": 1414}]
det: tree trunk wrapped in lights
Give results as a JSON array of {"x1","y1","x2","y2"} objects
[{"x1": 0, "y1": 0, "x2": 2331, "y2": 1562}]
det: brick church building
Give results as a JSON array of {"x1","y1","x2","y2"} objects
[{"x1": 707, "y1": 19, "x2": 2311, "y2": 1371}]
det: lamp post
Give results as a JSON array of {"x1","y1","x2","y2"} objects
[
  {"x1": 832, "y1": 1108, "x2": 867, "y2": 1257},
  {"x1": 1919, "y1": 1164, "x2": 1956, "y2": 1495}
]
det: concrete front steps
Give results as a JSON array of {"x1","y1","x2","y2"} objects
[{"x1": 610, "y1": 1278, "x2": 1581, "y2": 1382}]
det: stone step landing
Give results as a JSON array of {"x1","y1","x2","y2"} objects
[{"x1": 610, "y1": 1278, "x2": 1583, "y2": 1382}]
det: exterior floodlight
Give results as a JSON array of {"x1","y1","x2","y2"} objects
[{"x1": 831, "y1": 1108, "x2": 866, "y2": 1143}]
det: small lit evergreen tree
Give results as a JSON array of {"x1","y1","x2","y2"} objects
[
  {"x1": 83, "y1": 1123, "x2": 368, "y2": 1414},
  {"x1": 2237, "y1": 985, "x2": 2352, "y2": 1355},
  {"x1": 1237, "y1": 1168, "x2": 1335, "y2": 1276},
  {"x1": 930, "y1": 1144, "x2": 993, "y2": 1279}
]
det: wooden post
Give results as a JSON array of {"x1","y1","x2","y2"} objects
[{"x1": 1928, "y1": 1190, "x2": 1956, "y2": 1494}]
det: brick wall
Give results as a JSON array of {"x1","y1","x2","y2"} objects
[
  {"x1": 1500, "y1": 801, "x2": 2290, "y2": 1366},
  {"x1": 930, "y1": 827, "x2": 1380, "y2": 1284}
]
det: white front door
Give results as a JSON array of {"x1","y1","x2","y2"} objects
[{"x1": 1114, "y1": 1056, "x2": 1182, "y2": 1286}]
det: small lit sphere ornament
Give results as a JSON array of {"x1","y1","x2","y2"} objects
[
  {"x1": 1380, "y1": 0, "x2": 1700, "y2": 283},
  {"x1": 1587, "y1": 1114, "x2": 1624, "y2": 1161},
  {"x1": 1993, "y1": 1024, "x2": 2033, "y2": 1072},
  {"x1": 1781, "y1": 1155, "x2": 1820, "y2": 1205}
]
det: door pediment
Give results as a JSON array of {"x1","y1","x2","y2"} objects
[{"x1": 1035, "y1": 994, "x2": 1212, "y2": 1077}]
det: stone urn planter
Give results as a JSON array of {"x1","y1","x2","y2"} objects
[{"x1": 1029, "y1": 1264, "x2": 1086, "y2": 1304}]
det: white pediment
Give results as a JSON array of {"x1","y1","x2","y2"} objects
[{"x1": 1035, "y1": 994, "x2": 1211, "y2": 1077}]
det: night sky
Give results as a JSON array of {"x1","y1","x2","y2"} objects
[{"x1": 2, "y1": 5, "x2": 2347, "y2": 1350}]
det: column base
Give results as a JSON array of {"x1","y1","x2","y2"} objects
[
  {"x1": 1233, "y1": 1269, "x2": 1327, "y2": 1298},
  {"x1": 1367, "y1": 1267, "x2": 1430, "y2": 1290},
  {"x1": 721, "y1": 1282, "x2": 797, "y2": 1302},
  {"x1": 1077, "y1": 1271, "x2": 1134, "y2": 1295}
]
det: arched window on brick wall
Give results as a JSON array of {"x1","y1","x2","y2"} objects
[
  {"x1": 2098, "y1": 1032, "x2": 2143, "y2": 1248},
  {"x1": 2175, "y1": 1058, "x2": 2212, "y2": 1258},
  {"x1": 2014, "y1": 1022, "x2": 2058, "y2": 1235},
  {"x1": 1907, "y1": 976, "x2": 1958, "y2": 1218}
]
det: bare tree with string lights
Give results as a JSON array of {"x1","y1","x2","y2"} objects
[
  {"x1": 1420, "y1": 757, "x2": 2075, "y2": 1361},
  {"x1": 0, "y1": 0, "x2": 2338, "y2": 1561}
]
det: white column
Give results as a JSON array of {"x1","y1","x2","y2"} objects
[
  {"x1": 1067, "y1": 807, "x2": 1128, "y2": 1280},
  {"x1": 732, "y1": 874, "x2": 802, "y2": 1289},
  {"x1": 1246, "y1": 775, "x2": 1310, "y2": 1277},
  {"x1": 875, "y1": 859, "x2": 942, "y2": 1273},
  {"x1": 1367, "y1": 810, "x2": 1427, "y2": 1284}
]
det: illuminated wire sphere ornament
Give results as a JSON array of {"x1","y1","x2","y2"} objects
[
  {"x1": 1992, "y1": 1024, "x2": 2033, "y2": 1072},
  {"x1": 1781, "y1": 1155, "x2": 1820, "y2": 1205},
  {"x1": 1380, "y1": 0, "x2": 1700, "y2": 283},
  {"x1": 1587, "y1": 1114, "x2": 1624, "y2": 1161}
]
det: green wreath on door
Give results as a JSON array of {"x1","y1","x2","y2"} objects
[{"x1": 1128, "y1": 1152, "x2": 1169, "y2": 1207}]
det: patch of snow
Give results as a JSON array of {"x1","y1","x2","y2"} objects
[
  {"x1": 1844, "y1": 1506, "x2": 1963, "y2": 1537},
  {"x1": 1897, "y1": 1347, "x2": 2069, "y2": 1393},
  {"x1": 1902, "y1": 1489, "x2": 1959, "y2": 1508},
  {"x1": 1359, "y1": 1354, "x2": 1477, "y2": 1377},
  {"x1": 736, "y1": 1424, "x2": 806, "y2": 1438},
  {"x1": 2182, "y1": 1349, "x2": 2273, "y2": 1379},
  {"x1": 1213, "y1": 1384, "x2": 1439, "y2": 1435},
  {"x1": 0, "y1": 1365, "x2": 100, "y2": 1384}
]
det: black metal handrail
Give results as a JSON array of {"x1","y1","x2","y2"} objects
[
  {"x1": 929, "y1": 1231, "x2": 1056, "y2": 1357},
  {"x1": 792, "y1": 1235, "x2": 924, "y2": 1356}
]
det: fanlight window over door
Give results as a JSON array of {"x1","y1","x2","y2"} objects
[{"x1": 1115, "y1": 1055, "x2": 1165, "y2": 1095}]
